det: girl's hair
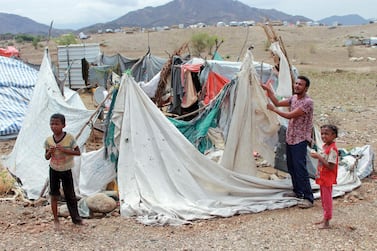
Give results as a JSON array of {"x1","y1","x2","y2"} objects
[{"x1": 321, "y1": 124, "x2": 338, "y2": 138}]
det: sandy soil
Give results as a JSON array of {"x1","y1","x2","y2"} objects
[{"x1": 1, "y1": 24, "x2": 377, "y2": 250}]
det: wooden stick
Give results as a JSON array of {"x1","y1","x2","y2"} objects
[
  {"x1": 262, "y1": 24, "x2": 295, "y2": 91},
  {"x1": 75, "y1": 90, "x2": 113, "y2": 141},
  {"x1": 278, "y1": 35, "x2": 295, "y2": 89}
]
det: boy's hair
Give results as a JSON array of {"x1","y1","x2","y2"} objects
[
  {"x1": 50, "y1": 113, "x2": 65, "y2": 125},
  {"x1": 297, "y1": 75, "x2": 310, "y2": 88},
  {"x1": 321, "y1": 124, "x2": 338, "y2": 138}
]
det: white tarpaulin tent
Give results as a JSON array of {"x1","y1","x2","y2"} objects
[
  {"x1": 1, "y1": 50, "x2": 96, "y2": 200},
  {"x1": 111, "y1": 50, "x2": 298, "y2": 225}
]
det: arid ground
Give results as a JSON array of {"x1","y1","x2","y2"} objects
[{"x1": 1, "y1": 24, "x2": 377, "y2": 250}]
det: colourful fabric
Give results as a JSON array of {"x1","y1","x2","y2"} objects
[
  {"x1": 316, "y1": 142, "x2": 338, "y2": 186},
  {"x1": 44, "y1": 132, "x2": 78, "y2": 171},
  {"x1": 320, "y1": 185, "x2": 333, "y2": 220},
  {"x1": 286, "y1": 94, "x2": 313, "y2": 145},
  {"x1": 181, "y1": 71, "x2": 198, "y2": 108},
  {"x1": 180, "y1": 63, "x2": 201, "y2": 84},
  {"x1": 180, "y1": 64, "x2": 202, "y2": 108},
  {"x1": 169, "y1": 81, "x2": 234, "y2": 153},
  {"x1": 203, "y1": 71, "x2": 229, "y2": 105}
]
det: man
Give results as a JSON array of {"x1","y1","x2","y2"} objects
[{"x1": 262, "y1": 76, "x2": 314, "y2": 208}]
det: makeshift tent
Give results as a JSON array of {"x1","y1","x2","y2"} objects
[
  {"x1": 0, "y1": 56, "x2": 38, "y2": 138},
  {"x1": 112, "y1": 51, "x2": 294, "y2": 225},
  {"x1": 1, "y1": 47, "x2": 373, "y2": 226},
  {"x1": 138, "y1": 55, "x2": 296, "y2": 168},
  {"x1": 1, "y1": 49, "x2": 97, "y2": 199},
  {"x1": 108, "y1": 49, "x2": 372, "y2": 225},
  {"x1": 88, "y1": 52, "x2": 166, "y2": 88},
  {"x1": 57, "y1": 43, "x2": 101, "y2": 89}
]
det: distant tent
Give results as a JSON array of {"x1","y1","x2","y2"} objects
[
  {"x1": 213, "y1": 51, "x2": 223, "y2": 60},
  {"x1": 0, "y1": 46, "x2": 19, "y2": 58},
  {"x1": 87, "y1": 51, "x2": 166, "y2": 88}
]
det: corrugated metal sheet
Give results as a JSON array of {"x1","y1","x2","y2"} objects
[{"x1": 58, "y1": 43, "x2": 100, "y2": 89}]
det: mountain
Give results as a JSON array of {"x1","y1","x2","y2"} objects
[
  {"x1": 0, "y1": 0, "x2": 370, "y2": 35},
  {"x1": 319, "y1": 14, "x2": 369, "y2": 26},
  {"x1": 82, "y1": 0, "x2": 309, "y2": 31},
  {"x1": 0, "y1": 13, "x2": 72, "y2": 36}
]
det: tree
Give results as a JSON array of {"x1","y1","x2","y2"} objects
[
  {"x1": 191, "y1": 32, "x2": 220, "y2": 57},
  {"x1": 55, "y1": 33, "x2": 77, "y2": 46}
]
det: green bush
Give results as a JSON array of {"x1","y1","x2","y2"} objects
[
  {"x1": 55, "y1": 33, "x2": 78, "y2": 45},
  {"x1": 15, "y1": 34, "x2": 35, "y2": 43},
  {"x1": 191, "y1": 32, "x2": 219, "y2": 57},
  {"x1": 13, "y1": 34, "x2": 45, "y2": 48},
  {"x1": 32, "y1": 37, "x2": 41, "y2": 49}
]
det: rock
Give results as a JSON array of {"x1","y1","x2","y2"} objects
[
  {"x1": 86, "y1": 193, "x2": 117, "y2": 213},
  {"x1": 59, "y1": 204, "x2": 70, "y2": 217},
  {"x1": 0, "y1": 170, "x2": 15, "y2": 194}
]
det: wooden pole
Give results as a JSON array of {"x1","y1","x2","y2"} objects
[{"x1": 75, "y1": 90, "x2": 113, "y2": 141}]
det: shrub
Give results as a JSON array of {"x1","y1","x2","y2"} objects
[
  {"x1": 55, "y1": 33, "x2": 78, "y2": 46},
  {"x1": 14, "y1": 34, "x2": 35, "y2": 43},
  {"x1": 32, "y1": 37, "x2": 41, "y2": 49},
  {"x1": 190, "y1": 32, "x2": 219, "y2": 57}
]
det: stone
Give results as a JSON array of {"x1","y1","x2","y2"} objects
[{"x1": 86, "y1": 193, "x2": 117, "y2": 213}]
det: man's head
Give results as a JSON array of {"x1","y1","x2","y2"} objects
[
  {"x1": 294, "y1": 75, "x2": 310, "y2": 95},
  {"x1": 297, "y1": 75, "x2": 310, "y2": 88}
]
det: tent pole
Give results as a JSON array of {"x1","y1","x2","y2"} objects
[{"x1": 75, "y1": 90, "x2": 113, "y2": 141}]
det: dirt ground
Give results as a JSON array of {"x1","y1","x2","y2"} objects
[{"x1": 1, "y1": 24, "x2": 377, "y2": 250}]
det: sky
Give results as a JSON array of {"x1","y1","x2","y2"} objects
[{"x1": 1, "y1": 0, "x2": 375, "y2": 29}]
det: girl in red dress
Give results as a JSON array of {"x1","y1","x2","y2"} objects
[{"x1": 310, "y1": 124, "x2": 339, "y2": 229}]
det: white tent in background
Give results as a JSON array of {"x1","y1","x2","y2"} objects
[{"x1": 1, "y1": 49, "x2": 96, "y2": 200}]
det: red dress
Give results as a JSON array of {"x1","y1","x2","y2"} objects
[{"x1": 315, "y1": 142, "x2": 338, "y2": 186}]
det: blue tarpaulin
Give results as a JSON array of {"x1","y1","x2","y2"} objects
[{"x1": 0, "y1": 56, "x2": 38, "y2": 137}]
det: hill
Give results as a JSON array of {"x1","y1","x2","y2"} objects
[
  {"x1": 1, "y1": 0, "x2": 371, "y2": 35},
  {"x1": 319, "y1": 14, "x2": 369, "y2": 26},
  {"x1": 0, "y1": 12, "x2": 71, "y2": 36},
  {"x1": 89, "y1": 0, "x2": 309, "y2": 31},
  {"x1": 1, "y1": 0, "x2": 310, "y2": 35}
]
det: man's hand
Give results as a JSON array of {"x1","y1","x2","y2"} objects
[
  {"x1": 267, "y1": 103, "x2": 275, "y2": 111},
  {"x1": 261, "y1": 79, "x2": 273, "y2": 93}
]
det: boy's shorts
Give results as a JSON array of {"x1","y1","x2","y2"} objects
[{"x1": 49, "y1": 167, "x2": 74, "y2": 196}]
